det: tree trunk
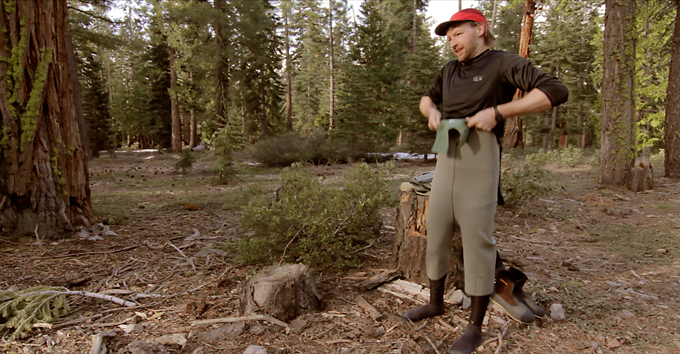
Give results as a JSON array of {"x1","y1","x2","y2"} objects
[
  {"x1": 65, "y1": 27, "x2": 91, "y2": 160},
  {"x1": 284, "y1": 5, "x2": 293, "y2": 132},
  {"x1": 503, "y1": 0, "x2": 535, "y2": 150},
  {"x1": 214, "y1": 0, "x2": 229, "y2": 126},
  {"x1": 189, "y1": 72, "x2": 198, "y2": 148},
  {"x1": 168, "y1": 46, "x2": 181, "y2": 153},
  {"x1": 328, "y1": 0, "x2": 335, "y2": 130},
  {"x1": 0, "y1": 0, "x2": 94, "y2": 239},
  {"x1": 601, "y1": 0, "x2": 636, "y2": 186},
  {"x1": 391, "y1": 192, "x2": 465, "y2": 289},
  {"x1": 577, "y1": 100, "x2": 586, "y2": 149},
  {"x1": 665, "y1": 0, "x2": 680, "y2": 178}
]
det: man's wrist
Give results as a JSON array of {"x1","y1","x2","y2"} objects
[{"x1": 493, "y1": 106, "x2": 504, "y2": 122}]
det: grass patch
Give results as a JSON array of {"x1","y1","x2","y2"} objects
[{"x1": 593, "y1": 221, "x2": 679, "y2": 261}]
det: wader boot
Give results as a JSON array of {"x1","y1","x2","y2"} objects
[
  {"x1": 491, "y1": 269, "x2": 535, "y2": 323},
  {"x1": 507, "y1": 267, "x2": 545, "y2": 317},
  {"x1": 447, "y1": 295, "x2": 489, "y2": 354},
  {"x1": 403, "y1": 274, "x2": 446, "y2": 322}
]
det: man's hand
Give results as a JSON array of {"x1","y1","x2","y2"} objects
[
  {"x1": 428, "y1": 110, "x2": 442, "y2": 131},
  {"x1": 466, "y1": 107, "x2": 497, "y2": 131}
]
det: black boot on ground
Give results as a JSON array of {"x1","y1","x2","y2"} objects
[
  {"x1": 447, "y1": 295, "x2": 489, "y2": 354},
  {"x1": 403, "y1": 274, "x2": 446, "y2": 322},
  {"x1": 507, "y1": 267, "x2": 545, "y2": 317}
]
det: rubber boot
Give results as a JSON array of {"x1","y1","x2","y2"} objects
[
  {"x1": 403, "y1": 274, "x2": 446, "y2": 322},
  {"x1": 495, "y1": 251, "x2": 506, "y2": 278},
  {"x1": 507, "y1": 267, "x2": 545, "y2": 317},
  {"x1": 491, "y1": 270, "x2": 535, "y2": 323},
  {"x1": 447, "y1": 295, "x2": 489, "y2": 354}
]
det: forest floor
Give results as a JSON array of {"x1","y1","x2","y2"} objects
[{"x1": 1, "y1": 149, "x2": 680, "y2": 354}]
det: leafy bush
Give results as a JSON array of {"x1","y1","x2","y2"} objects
[
  {"x1": 501, "y1": 154, "x2": 553, "y2": 205},
  {"x1": 525, "y1": 147, "x2": 585, "y2": 168},
  {"x1": 236, "y1": 162, "x2": 394, "y2": 268},
  {"x1": 174, "y1": 149, "x2": 196, "y2": 172},
  {"x1": 248, "y1": 131, "x2": 387, "y2": 167}
]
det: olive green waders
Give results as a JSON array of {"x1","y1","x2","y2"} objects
[{"x1": 426, "y1": 125, "x2": 499, "y2": 296}]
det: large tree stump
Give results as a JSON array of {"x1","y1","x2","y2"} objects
[
  {"x1": 238, "y1": 264, "x2": 323, "y2": 322},
  {"x1": 390, "y1": 191, "x2": 464, "y2": 289}
]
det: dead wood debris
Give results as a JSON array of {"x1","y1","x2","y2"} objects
[
  {"x1": 355, "y1": 295, "x2": 383, "y2": 321},
  {"x1": 191, "y1": 314, "x2": 289, "y2": 328}
]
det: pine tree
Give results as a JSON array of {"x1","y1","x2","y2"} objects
[
  {"x1": 601, "y1": 0, "x2": 636, "y2": 186},
  {"x1": 530, "y1": 0, "x2": 600, "y2": 149},
  {"x1": 232, "y1": 0, "x2": 284, "y2": 140},
  {"x1": 291, "y1": 0, "x2": 329, "y2": 133}
]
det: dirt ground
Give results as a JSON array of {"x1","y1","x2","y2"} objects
[{"x1": 1, "y1": 150, "x2": 679, "y2": 354}]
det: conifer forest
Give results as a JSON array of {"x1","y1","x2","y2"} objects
[{"x1": 1, "y1": 0, "x2": 680, "y2": 353}]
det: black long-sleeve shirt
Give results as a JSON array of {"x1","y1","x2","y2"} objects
[{"x1": 426, "y1": 49, "x2": 569, "y2": 138}]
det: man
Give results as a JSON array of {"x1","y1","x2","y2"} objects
[{"x1": 402, "y1": 8, "x2": 568, "y2": 354}]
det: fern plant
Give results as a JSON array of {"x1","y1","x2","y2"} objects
[{"x1": 0, "y1": 286, "x2": 68, "y2": 344}]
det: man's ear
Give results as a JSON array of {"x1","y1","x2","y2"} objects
[{"x1": 477, "y1": 23, "x2": 486, "y2": 37}]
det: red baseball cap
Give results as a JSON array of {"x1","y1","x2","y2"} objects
[{"x1": 434, "y1": 8, "x2": 488, "y2": 36}]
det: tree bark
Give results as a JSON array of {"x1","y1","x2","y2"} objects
[
  {"x1": 503, "y1": 0, "x2": 535, "y2": 150},
  {"x1": 0, "y1": 0, "x2": 94, "y2": 238},
  {"x1": 328, "y1": 0, "x2": 335, "y2": 130},
  {"x1": 284, "y1": 3, "x2": 293, "y2": 132},
  {"x1": 65, "y1": 28, "x2": 91, "y2": 159},
  {"x1": 601, "y1": 0, "x2": 636, "y2": 186},
  {"x1": 391, "y1": 192, "x2": 465, "y2": 289},
  {"x1": 189, "y1": 72, "x2": 198, "y2": 148},
  {"x1": 168, "y1": 45, "x2": 181, "y2": 153},
  {"x1": 214, "y1": 0, "x2": 229, "y2": 126},
  {"x1": 665, "y1": 0, "x2": 680, "y2": 178}
]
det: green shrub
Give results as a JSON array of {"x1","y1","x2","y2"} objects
[
  {"x1": 174, "y1": 149, "x2": 196, "y2": 172},
  {"x1": 248, "y1": 131, "x2": 386, "y2": 167},
  {"x1": 236, "y1": 162, "x2": 394, "y2": 268},
  {"x1": 525, "y1": 147, "x2": 585, "y2": 168},
  {"x1": 212, "y1": 125, "x2": 243, "y2": 183},
  {"x1": 501, "y1": 154, "x2": 553, "y2": 205}
]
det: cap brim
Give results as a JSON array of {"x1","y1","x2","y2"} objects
[{"x1": 434, "y1": 20, "x2": 471, "y2": 36}]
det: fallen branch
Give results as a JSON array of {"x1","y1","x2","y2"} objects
[
  {"x1": 40, "y1": 245, "x2": 138, "y2": 259},
  {"x1": 167, "y1": 242, "x2": 197, "y2": 272},
  {"x1": 510, "y1": 235, "x2": 552, "y2": 244},
  {"x1": 84, "y1": 316, "x2": 134, "y2": 328},
  {"x1": 184, "y1": 228, "x2": 201, "y2": 241},
  {"x1": 355, "y1": 295, "x2": 383, "y2": 321},
  {"x1": 18, "y1": 290, "x2": 136, "y2": 307},
  {"x1": 279, "y1": 225, "x2": 306, "y2": 266},
  {"x1": 424, "y1": 335, "x2": 440, "y2": 354},
  {"x1": 481, "y1": 326, "x2": 508, "y2": 349},
  {"x1": 191, "y1": 314, "x2": 288, "y2": 328},
  {"x1": 89, "y1": 330, "x2": 116, "y2": 354},
  {"x1": 51, "y1": 314, "x2": 105, "y2": 330}
]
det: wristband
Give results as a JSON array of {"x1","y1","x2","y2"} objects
[{"x1": 493, "y1": 106, "x2": 504, "y2": 122}]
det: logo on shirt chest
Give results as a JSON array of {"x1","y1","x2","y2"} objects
[{"x1": 473, "y1": 75, "x2": 484, "y2": 82}]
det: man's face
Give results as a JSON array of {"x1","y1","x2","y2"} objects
[{"x1": 446, "y1": 22, "x2": 485, "y2": 63}]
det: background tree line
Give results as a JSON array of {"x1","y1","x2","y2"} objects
[
  {"x1": 1, "y1": 0, "x2": 679, "y2": 238},
  {"x1": 71, "y1": 0, "x2": 675, "y2": 163}
]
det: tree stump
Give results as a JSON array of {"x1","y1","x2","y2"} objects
[
  {"x1": 238, "y1": 264, "x2": 323, "y2": 322},
  {"x1": 390, "y1": 191, "x2": 465, "y2": 289},
  {"x1": 628, "y1": 155, "x2": 654, "y2": 192}
]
